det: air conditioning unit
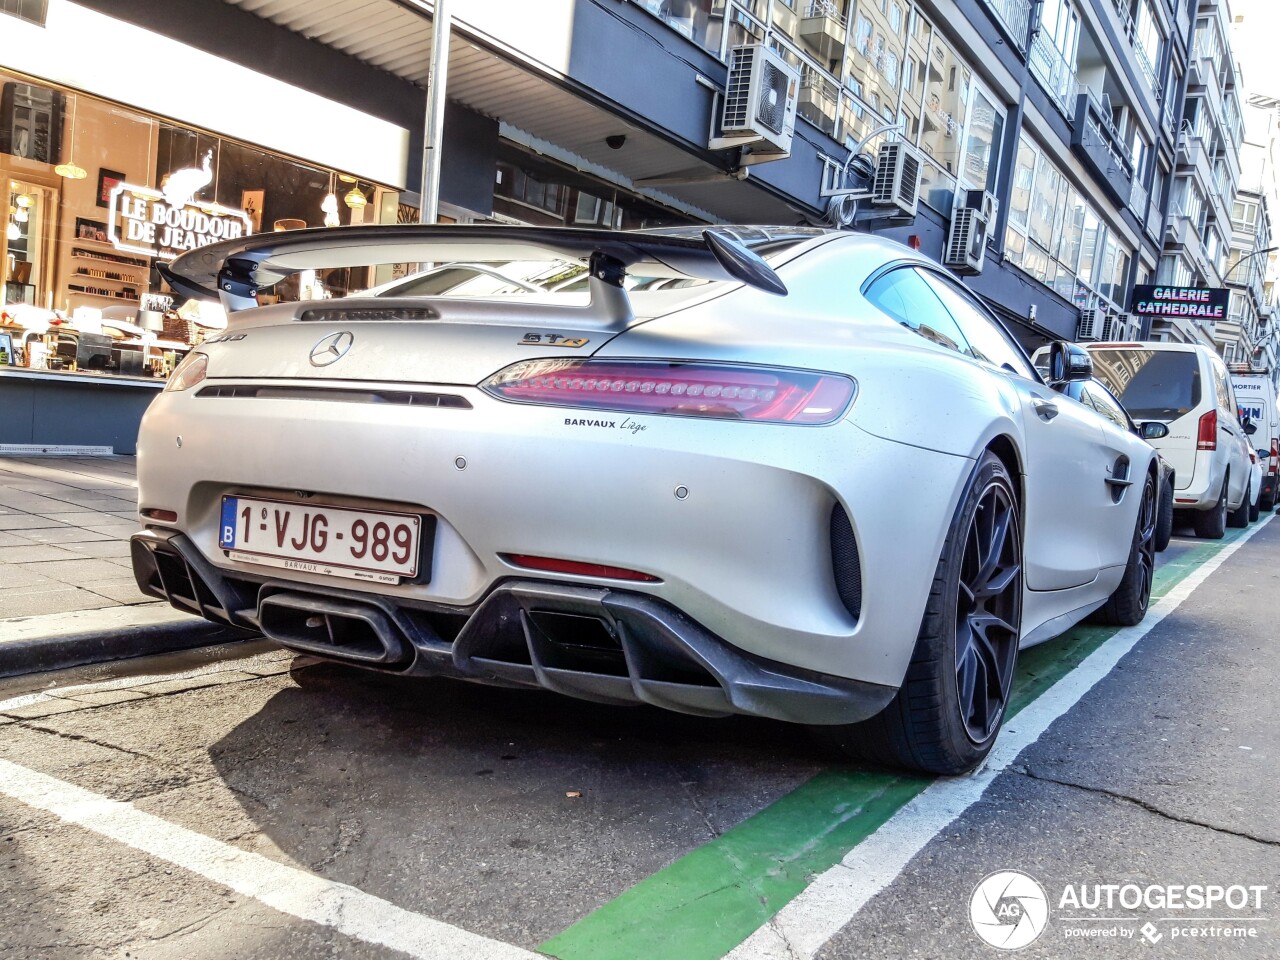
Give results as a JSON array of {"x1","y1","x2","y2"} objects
[
  {"x1": 712, "y1": 44, "x2": 800, "y2": 162},
  {"x1": 944, "y1": 190, "x2": 995, "y2": 274},
  {"x1": 944, "y1": 208, "x2": 988, "y2": 274},
  {"x1": 1077, "y1": 308, "x2": 1102, "y2": 342},
  {"x1": 871, "y1": 142, "x2": 921, "y2": 217},
  {"x1": 1099, "y1": 313, "x2": 1120, "y2": 342},
  {"x1": 1111, "y1": 312, "x2": 1134, "y2": 340},
  {"x1": 961, "y1": 188, "x2": 998, "y2": 223}
]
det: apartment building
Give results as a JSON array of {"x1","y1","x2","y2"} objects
[
  {"x1": 3, "y1": 0, "x2": 1203, "y2": 350},
  {"x1": 1219, "y1": 94, "x2": 1277, "y2": 369},
  {"x1": 1149, "y1": 0, "x2": 1245, "y2": 344}
]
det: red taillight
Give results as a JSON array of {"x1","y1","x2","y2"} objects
[
  {"x1": 141, "y1": 508, "x2": 178, "y2": 522},
  {"x1": 1197, "y1": 410, "x2": 1217, "y2": 451},
  {"x1": 482, "y1": 359, "x2": 856, "y2": 425},
  {"x1": 1270, "y1": 438, "x2": 1279, "y2": 474},
  {"x1": 504, "y1": 554, "x2": 660, "y2": 582}
]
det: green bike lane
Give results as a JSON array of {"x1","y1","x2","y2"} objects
[{"x1": 537, "y1": 524, "x2": 1261, "y2": 960}]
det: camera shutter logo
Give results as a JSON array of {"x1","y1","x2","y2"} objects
[{"x1": 969, "y1": 870, "x2": 1050, "y2": 950}]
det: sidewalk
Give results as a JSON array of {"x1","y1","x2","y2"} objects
[{"x1": 0, "y1": 455, "x2": 231, "y2": 676}]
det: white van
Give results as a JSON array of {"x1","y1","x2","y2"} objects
[
  {"x1": 1229, "y1": 366, "x2": 1279, "y2": 512},
  {"x1": 1087, "y1": 343, "x2": 1255, "y2": 538}
]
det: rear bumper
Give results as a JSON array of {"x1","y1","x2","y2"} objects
[{"x1": 132, "y1": 529, "x2": 897, "y2": 725}]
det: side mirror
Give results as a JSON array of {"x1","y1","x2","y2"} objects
[
  {"x1": 1046, "y1": 340, "x2": 1093, "y2": 385},
  {"x1": 1242, "y1": 418, "x2": 1258, "y2": 436},
  {"x1": 1139, "y1": 421, "x2": 1169, "y2": 441},
  {"x1": 1259, "y1": 448, "x2": 1271, "y2": 460}
]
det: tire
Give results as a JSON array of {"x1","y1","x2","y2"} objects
[
  {"x1": 1250, "y1": 494, "x2": 1261, "y2": 523},
  {"x1": 820, "y1": 451, "x2": 1022, "y2": 775},
  {"x1": 1193, "y1": 479, "x2": 1228, "y2": 539},
  {"x1": 1091, "y1": 473, "x2": 1156, "y2": 627},
  {"x1": 1228, "y1": 479, "x2": 1251, "y2": 529},
  {"x1": 1154, "y1": 477, "x2": 1174, "y2": 552}
]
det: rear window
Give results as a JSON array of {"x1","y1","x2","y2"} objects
[{"x1": 1089, "y1": 349, "x2": 1201, "y2": 421}]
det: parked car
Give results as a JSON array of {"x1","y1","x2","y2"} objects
[
  {"x1": 1229, "y1": 365, "x2": 1279, "y2": 512},
  {"x1": 1028, "y1": 363, "x2": 1177, "y2": 552},
  {"x1": 134, "y1": 224, "x2": 1159, "y2": 775},
  {"x1": 1087, "y1": 342, "x2": 1254, "y2": 539}
]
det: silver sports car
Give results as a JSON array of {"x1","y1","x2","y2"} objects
[{"x1": 132, "y1": 225, "x2": 1157, "y2": 774}]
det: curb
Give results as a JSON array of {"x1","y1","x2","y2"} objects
[{"x1": 0, "y1": 605, "x2": 245, "y2": 679}]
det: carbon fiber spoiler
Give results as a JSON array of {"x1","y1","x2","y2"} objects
[{"x1": 157, "y1": 224, "x2": 788, "y2": 323}]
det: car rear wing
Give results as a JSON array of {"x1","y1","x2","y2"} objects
[{"x1": 157, "y1": 224, "x2": 788, "y2": 326}]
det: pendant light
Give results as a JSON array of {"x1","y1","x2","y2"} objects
[
  {"x1": 54, "y1": 94, "x2": 88, "y2": 181},
  {"x1": 343, "y1": 183, "x2": 367, "y2": 210},
  {"x1": 322, "y1": 172, "x2": 340, "y2": 227}
]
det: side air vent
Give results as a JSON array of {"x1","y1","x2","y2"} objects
[{"x1": 830, "y1": 502, "x2": 862, "y2": 621}]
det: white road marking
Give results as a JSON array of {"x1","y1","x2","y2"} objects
[
  {"x1": 728, "y1": 515, "x2": 1273, "y2": 959},
  {"x1": 0, "y1": 758, "x2": 539, "y2": 960}
]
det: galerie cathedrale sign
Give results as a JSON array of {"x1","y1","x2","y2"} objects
[
  {"x1": 1129, "y1": 284, "x2": 1229, "y2": 320},
  {"x1": 107, "y1": 181, "x2": 252, "y2": 260}
]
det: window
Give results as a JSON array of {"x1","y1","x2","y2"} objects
[
  {"x1": 0, "y1": 0, "x2": 46, "y2": 26},
  {"x1": 917, "y1": 270, "x2": 1037, "y2": 379},
  {"x1": 863, "y1": 267, "x2": 970, "y2": 355},
  {"x1": 1211, "y1": 358, "x2": 1234, "y2": 415},
  {"x1": 1079, "y1": 383, "x2": 1130, "y2": 431},
  {"x1": 962, "y1": 88, "x2": 1005, "y2": 193}
]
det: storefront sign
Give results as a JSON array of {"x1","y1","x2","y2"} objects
[
  {"x1": 107, "y1": 181, "x2": 252, "y2": 260},
  {"x1": 1129, "y1": 285, "x2": 1229, "y2": 320}
]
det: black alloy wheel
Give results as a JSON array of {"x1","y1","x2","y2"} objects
[
  {"x1": 820, "y1": 451, "x2": 1024, "y2": 775},
  {"x1": 954, "y1": 480, "x2": 1022, "y2": 744},
  {"x1": 1093, "y1": 473, "x2": 1157, "y2": 626}
]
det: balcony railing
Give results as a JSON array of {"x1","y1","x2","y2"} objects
[
  {"x1": 1071, "y1": 91, "x2": 1134, "y2": 205},
  {"x1": 982, "y1": 0, "x2": 1032, "y2": 48},
  {"x1": 1129, "y1": 178, "x2": 1149, "y2": 218},
  {"x1": 1030, "y1": 31, "x2": 1078, "y2": 116}
]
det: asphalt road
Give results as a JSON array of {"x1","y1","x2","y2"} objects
[{"x1": 1, "y1": 521, "x2": 1277, "y2": 960}]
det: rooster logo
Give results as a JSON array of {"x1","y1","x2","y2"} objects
[{"x1": 969, "y1": 870, "x2": 1049, "y2": 950}]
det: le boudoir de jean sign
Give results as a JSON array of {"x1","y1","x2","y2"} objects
[{"x1": 107, "y1": 182, "x2": 252, "y2": 259}]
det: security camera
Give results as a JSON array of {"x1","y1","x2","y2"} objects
[{"x1": 605, "y1": 134, "x2": 627, "y2": 150}]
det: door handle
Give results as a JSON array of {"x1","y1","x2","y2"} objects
[{"x1": 1033, "y1": 398, "x2": 1058, "y2": 421}]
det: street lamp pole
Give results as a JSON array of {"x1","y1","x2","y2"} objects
[
  {"x1": 1222, "y1": 246, "x2": 1278, "y2": 366},
  {"x1": 1222, "y1": 245, "x2": 1278, "y2": 284}
]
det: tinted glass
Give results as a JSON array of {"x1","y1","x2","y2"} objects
[
  {"x1": 1089, "y1": 349, "x2": 1201, "y2": 420},
  {"x1": 916, "y1": 271, "x2": 1037, "y2": 379},
  {"x1": 863, "y1": 268, "x2": 971, "y2": 355},
  {"x1": 1080, "y1": 383, "x2": 1129, "y2": 430}
]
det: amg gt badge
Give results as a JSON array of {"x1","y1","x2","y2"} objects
[{"x1": 520, "y1": 333, "x2": 589, "y2": 348}]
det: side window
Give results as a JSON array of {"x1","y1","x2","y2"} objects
[
  {"x1": 1080, "y1": 383, "x2": 1129, "y2": 430},
  {"x1": 1210, "y1": 358, "x2": 1233, "y2": 415},
  {"x1": 863, "y1": 267, "x2": 972, "y2": 356},
  {"x1": 916, "y1": 270, "x2": 1038, "y2": 380}
]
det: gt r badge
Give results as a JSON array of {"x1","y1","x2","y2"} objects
[
  {"x1": 520, "y1": 333, "x2": 589, "y2": 347},
  {"x1": 309, "y1": 331, "x2": 354, "y2": 366}
]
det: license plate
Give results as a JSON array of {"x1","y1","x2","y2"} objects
[{"x1": 219, "y1": 496, "x2": 424, "y2": 584}]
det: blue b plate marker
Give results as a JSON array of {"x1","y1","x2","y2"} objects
[{"x1": 219, "y1": 497, "x2": 238, "y2": 549}]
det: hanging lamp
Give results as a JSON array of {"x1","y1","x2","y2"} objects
[
  {"x1": 322, "y1": 173, "x2": 340, "y2": 227},
  {"x1": 54, "y1": 94, "x2": 88, "y2": 181}
]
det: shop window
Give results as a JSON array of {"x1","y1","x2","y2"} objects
[
  {"x1": 0, "y1": 0, "x2": 46, "y2": 26},
  {"x1": 635, "y1": 0, "x2": 719, "y2": 51}
]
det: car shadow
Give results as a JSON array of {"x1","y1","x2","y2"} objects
[{"x1": 205, "y1": 659, "x2": 837, "y2": 943}]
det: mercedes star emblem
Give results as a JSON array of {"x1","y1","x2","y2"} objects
[{"x1": 309, "y1": 331, "x2": 354, "y2": 367}]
